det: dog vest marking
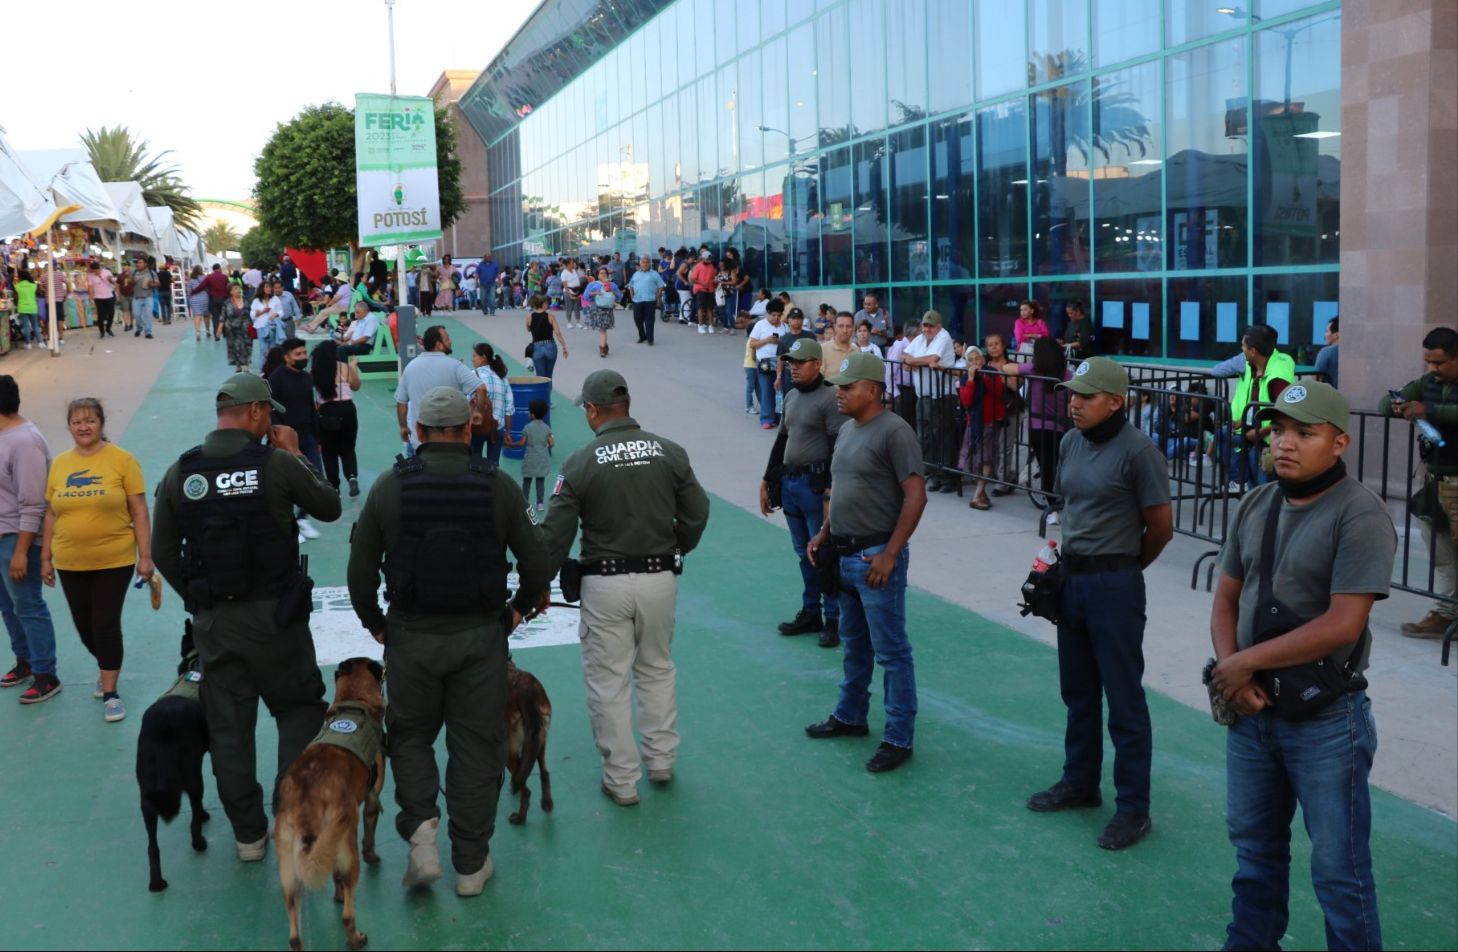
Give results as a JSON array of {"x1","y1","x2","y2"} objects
[
  {"x1": 158, "y1": 653, "x2": 204, "y2": 702},
  {"x1": 307, "y1": 701, "x2": 385, "y2": 773}
]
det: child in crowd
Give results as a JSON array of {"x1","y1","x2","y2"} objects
[{"x1": 506, "y1": 399, "x2": 554, "y2": 512}]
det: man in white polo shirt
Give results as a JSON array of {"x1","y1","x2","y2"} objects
[
  {"x1": 395, "y1": 325, "x2": 488, "y2": 454},
  {"x1": 899, "y1": 310, "x2": 958, "y2": 492}
]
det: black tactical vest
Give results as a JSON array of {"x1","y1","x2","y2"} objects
[
  {"x1": 177, "y1": 441, "x2": 298, "y2": 610},
  {"x1": 383, "y1": 455, "x2": 507, "y2": 614}
]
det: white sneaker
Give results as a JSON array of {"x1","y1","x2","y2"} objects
[
  {"x1": 1227, "y1": 481, "x2": 1243, "y2": 494},
  {"x1": 402, "y1": 818, "x2": 442, "y2": 888},
  {"x1": 237, "y1": 836, "x2": 267, "y2": 862},
  {"x1": 296, "y1": 518, "x2": 320, "y2": 540},
  {"x1": 94, "y1": 677, "x2": 104, "y2": 699},
  {"x1": 103, "y1": 696, "x2": 127, "y2": 722},
  {"x1": 1045, "y1": 511, "x2": 1059, "y2": 526},
  {"x1": 697, "y1": 325, "x2": 706, "y2": 335},
  {"x1": 455, "y1": 855, "x2": 494, "y2": 897},
  {"x1": 707, "y1": 326, "x2": 716, "y2": 334}
]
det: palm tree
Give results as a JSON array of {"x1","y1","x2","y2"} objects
[
  {"x1": 201, "y1": 221, "x2": 239, "y2": 255},
  {"x1": 80, "y1": 126, "x2": 204, "y2": 231}
]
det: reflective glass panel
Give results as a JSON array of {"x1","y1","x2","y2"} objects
[
  {"x1": 765, "y1": 163, "x2": 793, "y2": 286},
  {"x1": 854, "y1": 138, "x2": 889, "y2": 284},
  {"x1": 816, "y1": 8, "x2": 851, "y2": 143},
  {"x1": 890, "y1": 286, "x2": 930, "y2": 338},
  {"x1": 1167, "y1": 273, "x2": 1248, "y2": 361},
  {"x1": 695, "y1": 0, "x2": 716, "y2": 76},
  {"x1": 783, "y1": 160, "x2": 821, "y2": 286},
  {"x1": 739, "y1": 0, "x2": 761, "y2": 53},
  {"x1": 979, "y1": 283, "x2": 1027, "y2": 352},
  {"x1": 931, "y1": 114, "x2": 976, "y2": 281},
  {"x1": 932, "y1": 284, "x2": 978, "y2": 340},
  {"x1": 1167, "y1": 0, "x2": 1243, "y2": 48},
  {"x1": 975, "y1": 0, "x2": 1027, "y2": 101},
  {"x1": 1254, "y1": 271, "x2": 1339, "y2": 363},
  {"x1": 927, "y1": 0, "x2": 974, "y2": 116},
  {"x1": 1092, "y1": 61, "x2": 1163, "y2": 273},
  {"x1": 718, "y1": 64, "x2": 739, "y2": 177},
  {"x1": 1030, "y1": 0, "x2": 1089, "y2": 85},
  {"x1": 787, "y1": 23, "x2": 818, "y2": 156},
  {"x1": 849, "y1": 0, "x2": 887, "y2": 135},
  {"x1": 677, "y1": 87, "x2": 699, "y2": 186},
  {"x1": 890, "y1": 127, "x2": 930, "y2": 283},
  {"x1": 1089, "y1": 278, "x2": 1161, "y2": 357},
  {"x1": 738, "y1": 51, "x2": 765, "y2": 171},
  {"x1": 697, "y1": 77, "x2": 718, "y2": 183},
  {"x1": 819, "y1": 146, "x2": 854, "y2": 284},
  {"x1": 764, "y1": 0, "x2": 787, "y2": 39},
  {"x1": 977, "y1": 99, "x2": 1029, "y2": 278},
  {"x1": 740, "y1": 169, "x2": 769, "y2": 290},
  {"x1": 717, "y1": 0, "x2": 738, "y2": 65},
  {"x1": 761, "y1": 36, "x2": 791, "y2": 166},
  {"x1": 1166, "y1": 38, "x2": 1248, "y2": 270},
  {"x1": 886, "y1": 0, "x2": 928, "y2": 124},
  {"x1": 1032, "y1": 81, "x2": 1092, "y2": 275},
  {"x1": 1253, "y1": 13, "x2": 1341, "y2": 266}
]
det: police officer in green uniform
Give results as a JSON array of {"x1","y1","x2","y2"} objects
[
  {"x1": 540, "y1": 370, "x2": 710, "y2": 807},
  {"x1": 152, "y1": 373, "x2": 342, "y2": 862},
  {"x1": 347, "y1": 387, "x2": 552, "y2": 897}
]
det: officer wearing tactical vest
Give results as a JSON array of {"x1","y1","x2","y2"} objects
[
  {"x1": 540, "y1": 370, "x2": 710, "y2": 807},
  {"x1": 760, "y1": 337, "x2": 848, "y2": 647},
  {"x1": 347, "y1": 387, "x2": 552, "y2": 897},
  {"x1": 151, "y1": 373, "x2": 342, "y2": 863}
]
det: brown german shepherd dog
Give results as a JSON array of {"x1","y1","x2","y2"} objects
[
  {"x1": 275, "y1": 659, "x2": 386, "y2": 951},
  {"x1": 506, "y1": 656, "x2": 554, "y2": 825}
]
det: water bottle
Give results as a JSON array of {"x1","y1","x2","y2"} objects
[
  {"x1": 1415, "y1": 419, "x2": 1447, "y2": 448},
  {"x1": 1032, "y1": 539, "x2": 1059, "y2": 574}
]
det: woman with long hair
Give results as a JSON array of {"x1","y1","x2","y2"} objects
[
  {"x1": 524, "y1": 294, "x2": 568, "y2": 378},
  {"x1": 1018, "y1": 336, "x2": 1072, "y2": 520},
  {"x1": 311, "y1": 340, "x2": 362, "y2": 496},
  {"x1": 187, "y1": 265, "x2": 209, "y2": 341},
  {"x1": 221, "y1": 283, "x2": 252, "y2": 372},
  {"x1": 582, "y1": 266, "x2": 619, "y2": 358},
  {"x1": 434, "y1": 254, "x2": 456, "y2": 311},
  {"x1": 471, "y1": 342, "x2": 514, "y2": 464}
]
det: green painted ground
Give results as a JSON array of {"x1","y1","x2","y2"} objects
[{"x1": 3, "y1": 322, "x2": 1454, "y2": 951}]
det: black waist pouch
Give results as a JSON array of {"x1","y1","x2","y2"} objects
[
  {"x1": 559, "y1": 558, "x2": 582, "y2": 603},
  {"x1": 814, "y1": 541, "x2": 842, "y2": 596},
  {"x1": 273, "y1": 557, "x2": 314, "y2": 629},
  {"x1": 1017, "y1": 561, "x2": 1063, "y2": 625}
]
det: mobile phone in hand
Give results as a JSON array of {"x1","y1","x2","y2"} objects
[{"x1": 1388, "y1": 389, "x2": 1406, "y2": 403}]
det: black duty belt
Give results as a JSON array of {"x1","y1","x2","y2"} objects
[
  {"x1": 1062, "y1": 552, "x2": 1141, "y2": 575},
  {"x1": 580, "y1": 553, "x2": 681, "y2": 576},
  {"x1": 783, "y1": 461, "x2": 829, "y2": 478},
  {"x1": 829, "y1": 532, "x2": 892, "y2": 554}
]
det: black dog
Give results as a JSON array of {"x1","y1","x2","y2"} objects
[{"x1": 136, "y1": 621, "x2": 211, "y2": 892}]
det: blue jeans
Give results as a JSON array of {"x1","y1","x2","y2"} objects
[
  {"x1": 1164, "y1": 436, "x2": 1200, "y2": 459},
  {"x1": 132, "y1": 296, "x2": 153, "y2": 335},
  {"x1": 470, "y1": 433, "x2": 504, "y2": 465},
  {"x1": 1057, "y1": 565, "x2": 1151, "y2": 814},
  {"x1": 781, "y1": 474, "x2": 836, "y2": 621},
  {"x1": 0, "y1": 535, "x2": 57, "y2": 675},
  {"x1": 756, "y1": 370, "x2": 778, "y2": 427},
  {"x1": 19, "y1": 313, "x2": 39, "y2": 343},
  {"x1": 1224, "y1": 692, "x2": 1381, "y2": 951},
  {"x1": 532, "y1": 340, "x2": 558, "y2": 378},
  {"x1": 297, "y1": 434, "x2": 325, "y2": 475},
  {"x1": 744, "y1": 368, "x2": 758, "y2": 412},
  {"x1": 833, "y1": 544, "x2": 916, "y2": 748}
]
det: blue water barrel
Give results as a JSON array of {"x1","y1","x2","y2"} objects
[{"x1": 503, "y1": 375, "x2": 552, "y2": 460}]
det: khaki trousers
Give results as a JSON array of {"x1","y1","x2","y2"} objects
[{"x1": 579, "y1": 572, "x2": 680, "y2": 795}]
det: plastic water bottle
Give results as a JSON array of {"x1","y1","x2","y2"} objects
[
  {"x1": 1032, "y1": 540, "x2": 1059, "y2": 574},
  {"x1": 1416, "y1": 419, "x2": 1447, "y2": 448}
]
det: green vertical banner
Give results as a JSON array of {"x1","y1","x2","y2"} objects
[{"x1": 354, "y1": 93, "x2": 442, "y2": 246}]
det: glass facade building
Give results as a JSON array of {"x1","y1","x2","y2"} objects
[{"x1": 461, "y1": 0, "x2": 1342, "y2": 361}]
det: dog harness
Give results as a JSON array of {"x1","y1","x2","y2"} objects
[
  {"x1": 157, "y1": 651, "x2": 204, "y2": 702},
  {"x1": 307, "y1": 700, "x2": 385, "y2": 774}
]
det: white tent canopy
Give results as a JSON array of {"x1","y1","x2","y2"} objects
[
  {"x1": 1, "y1": 132, "x2": 66, "y2": 238},
  {"x1": 102, "y1": 181, "x2": 156, "y2": 242},
  {"x1": 147, "y1": 206, "x2": 185, "y2": 258},
  {"x1": 16, "y1": 148, "x2": 120, "y2": 226}
]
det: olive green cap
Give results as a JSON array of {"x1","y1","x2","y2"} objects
[
  {"x1": 574, "y1": 369, "x2": 630, "y2": 407},
  {"x1": 417, "y1": 387, "x2": 471, "y2": 427},
  {"x1": 921, "y1": 310, "x2": 943, "y2": 327},
  {"x1": 1057, "y1": 356, "x2": 1129, "y2": 396},
  {"x1": 216, "y1": 373, "x2": 286, "y2": 413},
  {"x1": 1256, "y1": 380, "x2": 1350, "y2": 434},
  {"x1": 826, "y1": 351, "x2": 886, "y2": 385},
  {"x1": 785, "y1": 338, "x2": 823, "y2": 362}
]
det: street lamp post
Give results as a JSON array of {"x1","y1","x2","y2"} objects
[
  {"x1": 757, "y1": 123, "x2": 797, "y2": 154},
  {"x1": 384, "y1": 0, "x2": 406, "y2": 307}
]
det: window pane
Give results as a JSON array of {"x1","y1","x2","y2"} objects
[
  {"x1": 890, "y1": 286, "x2": 930, "y2": 339},
  {"x1": 761, "y1": 36, "x2": 791, "y2": 166},
  {"x1": 820, "y1": 146, "x2": 854, "y2": 284},
  {"x1": 1092, "y1": 61, "x2": 1163, "y2": 273},
  {"x1": 1030, "y1": 0, "x2": 1089, "y2": 85},
  {"x1": 979, "y1": 283, "x2": 1027, "y2": 350},
  {"x1": 890, "y1": 127, "x2": 929, "y2": 282},
  {"x1": 1094, "y1": 0, "x2": 1159, "y2": 67},
  {"x1": 1089, "y1": 278, "x2": 1160, "y2": 357},
  {"x1": 927, "y1": 0, "x2": 973, "y2": 115},
  {"x1": 643, "y1": 20, "x2": 661, "y2": 106},
  {"x1": 697, "y1": 77, "x2": 718, "y2": 183},
  {"x1": 738, "y1": 0, "x2": 761, "y2": 53},
  {"x1": 932, "y1": 115, "x2": 976, "y2": 280},
  {"x1": 763, "y1": 0, "x2": 786, "y2": 38},
  {"x1": 784, "y1": 160, "x2": 821, "y2": 286},
  {"x1": 718, "y1": 64, "x2": 739, "y2": 177},
  {"x1": 788, "y1": 0, "x2": 815, "y2": 27},
  {"x1": 1167, "y1": 273, "x2": 1248, "y2": 361},
  {"x1": 676, "y1": 2, "x2": 697, "y2": 88},
  {"x1": 1032, "y1": 81, "x2": 1091, "y2": 275},
  {"x1": 854, "y1": 138, "x2": 889, "y2": 284},
  {"x1": 700, "y1": 183, "x2": 722, "y2": 257},
  {"x1": 736, "y1": 52, "x2": 765, "y2": 171},
  {"x1": 1255, "y1": 271, "x2": 1339, "y2": 363},
  {"x1": 887, "y1": 0, "x2": 927, "y2": 124},
  {"x1": 975, "y1": 0, "x2": 1027, "y2": 101},
  {"x1": 1253, "y1": 13, "x2": 1341, "y2": 266},
  {"x1": 932, "y1": 284, "x2": 978, "y2": 340},
  {"x1": 816, "y1": 8, "x2": 851, "y2": 142},
  {"x1": 1167, "y1": 0, "x2": 1242, "y2": 48},
  {"x1": 695, "y1": 0, "x2": 716, "y2": 76},
  {"x1": 716, "y1": 0, "x2": 737, "y2": 65},
  {"x1": 677, "y1": 87, "x2": 699, "y2": 186},
  {"x1": 850, "y1": 0, "x2": 887, "y2": 135},
  {"x1": 787, "y1": 23, "x2": 818, "y2": 156},
  {"x1": 977, "y1": 99, "x2": 1029, "y2": 278},
  {"x1": 1166, "y1": 38, "x2": 1248, "y2": 270},
  {"x1": 764, "y1": 164, "x2": 792, "y2": 286}
]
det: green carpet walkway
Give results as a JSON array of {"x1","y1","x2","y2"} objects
[{"x1": 2, "y1": 323, "x2": 1454, "y2": 950}]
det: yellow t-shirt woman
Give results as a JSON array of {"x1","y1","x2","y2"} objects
[{"x1": 45, "y1": 443, "x2": 146, "y2": 571}]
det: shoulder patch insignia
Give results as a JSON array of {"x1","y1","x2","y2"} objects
[
  {"x1": 526, "y1": 504, "x2": 540, "y2": 526},
  {"x1": 329, "y1": 719, "x2": 358, "y2": 734},
  {"x1": 183, "y1": 474, "x2": 209, "y2": 500},
  {"x1": 552, "y1": 474, "x2": 566, "y2": 496}
]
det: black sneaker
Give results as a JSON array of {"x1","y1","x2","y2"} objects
[
  {"x1": 818, "y1": 617, "x2": 840, "y2": 648},
  {"x1": 804, "y1": 715, "x2": 869, "y2": 739},
  {"x1": 1026, "y1": 781, "x2": 1102, "y2": 812},
  {"x1": 18, "y1": 673, "x2": 61, "y2": 704},
  {"x1": 1, "y1": 660, "x2": 32, "y2": 688},
  {"x1": 990, "y1": 485, "x2": 1015, "y2": 497},
  {"x1": 865, "y1": 742, "x2": 913, "y2": 773},
  {"x1": 348, "y1": 477, "x2": 361, "y2": 497},
  {"x1": 778, "y1": 610, "x2": 823, "y2": 636},
  {"x1": 1097, "y1": 812, "x2": 1152, "y2": 850}
]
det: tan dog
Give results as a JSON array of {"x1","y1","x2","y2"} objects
[
  {"x1": 275, "y1": 659, "x2": 386, "y2": 951},
  {"x1": 505, "y1": 656, "x2": 554, "y2": 825}
]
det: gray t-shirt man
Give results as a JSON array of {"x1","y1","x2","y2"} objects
[
  {"x1": 1055, "y1": 423, "x2": 1171, "y2": 557},
  {"x1": 1218, "y1": 479, "x2": 1395, "y2": 670},
  {"x1": 783, "y1": 382, "x2": 846, "y2": 468},
  {"x1": 395, "y1": 351, "x2": 482, "y2": 446},
  {"x1": 829, "y1": 410, "x2": 923, "y2": 538}
]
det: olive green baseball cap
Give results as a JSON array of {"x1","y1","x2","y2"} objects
[
  {"x1": 1256, "y1": 380, "x2": 1350, "y2": 434},
  {"x1": 921, "y1": 310, "x2": 943, "y2": 326},
  {"x1": 417, "y1": 387, "x2": 470, "y2": 427},
  {"x1": 216, "y1": 373, "x2": 286, "y2": 413},
  {"x1": 784, "y1": 338, "x2": 823, "y2": 362},
  {"x1": 574, "y1": 369, "x2": 630, "y2": 407},
  {"x1": 826, "y1": 351, "x2": 886, "y2": 385},
  {"x1": 1057, "y1": 356, "x2": 1129, "y2": 396}
]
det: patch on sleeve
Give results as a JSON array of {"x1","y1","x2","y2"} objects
[
  {"x1": 526, "y1": 505, "x2": 540, "y2": 526},
  {"x1": 552, "y1": 474, "x2": 566, "y2": 497}
]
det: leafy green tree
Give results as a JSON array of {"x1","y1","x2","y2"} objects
[
  {"x1": 238, "y1": 225, "x2": 284, "y2": 270},
  {"x1": 80, "y1": 126, "x2": 204, "y2": 230},
  {"x1": 253, "y1": 102, "x2": 465, "y2": 253},
  {"x1": 201, "y1": 221, "x2": 240, "y2": 256}
]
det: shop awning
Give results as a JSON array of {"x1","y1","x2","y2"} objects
[
  {"x1": 147, "y1": 206, "x2": 185, "y2": 258},
  {"x1": 0, "y1": 132, "x2": 68, "y2": 237},
  {"x1": 16, "y1": 148, "x2": 121, "y2": 227},
  {"x1": 102, "y1": 181, "x2": 157, "y2": 242}
]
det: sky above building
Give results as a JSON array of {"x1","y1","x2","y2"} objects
[{"x1": 3, "y1": 0, "x2": 537, "y2": 201}]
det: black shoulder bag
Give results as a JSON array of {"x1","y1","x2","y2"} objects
[
  {"x1": 1253, "y1": 494, "x2": 1368, "y2": 720},
  {"x1": 1018, "y1": 561, "x2": 1063, "y2": 625}
]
